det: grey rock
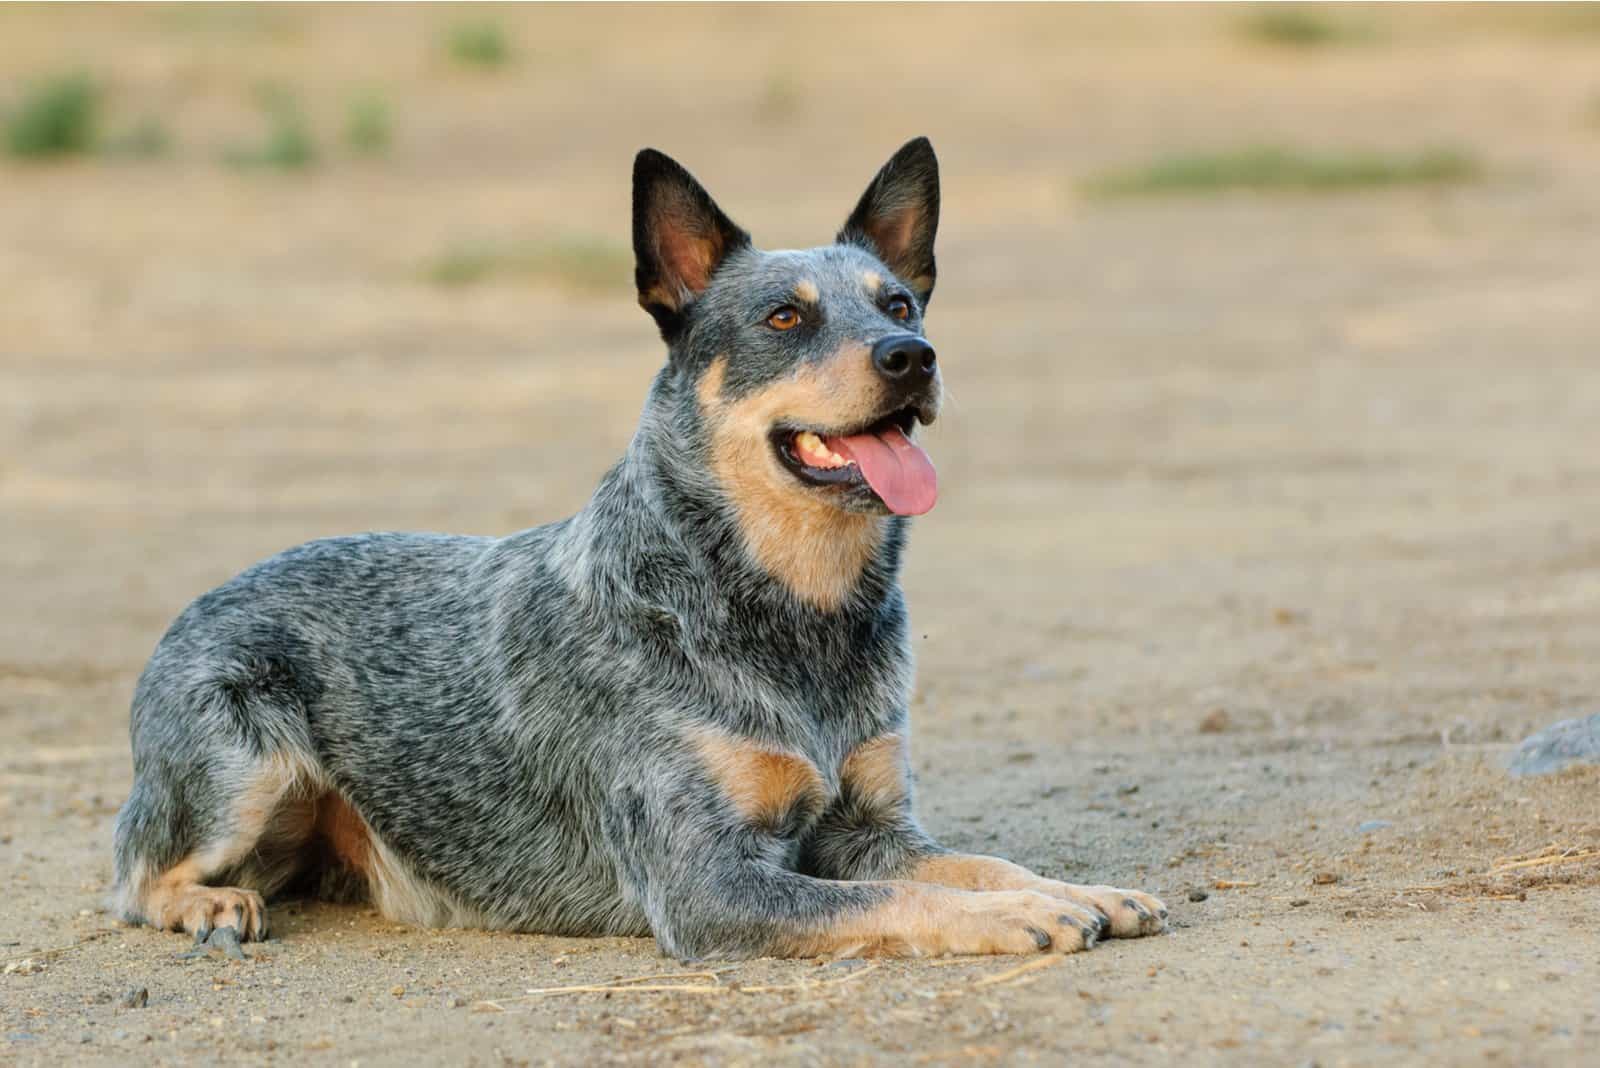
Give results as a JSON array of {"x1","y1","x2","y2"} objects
[
  {"x1": 1356, "y1": 820, "x2": 1393, "y2": 834},
  {"x1": 117, "y1": 987, "x2": 148, "y2": 1010},
  {"x1": 1506, "y1": 714, "x2": 1600, "y2": 777}
]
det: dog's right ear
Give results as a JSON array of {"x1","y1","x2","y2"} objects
[{"x1": 632, "y1": 149, "x2": 751, "y2": 338}]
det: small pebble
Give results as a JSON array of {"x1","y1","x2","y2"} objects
[
  {"x1": 1356, "y1": 820, "x2": 1393, "y2": 834},
  {"x1": 1290, "y1": 898, "x2": 1311, "y2": 907},
  {"x1": 1187, "y1": 889, "x2": 1209, "y2": 902},
  {"x1": 1506, "y1": 713, "x2": 1600, "y2": 777},
  {"x1": 117, "y1": 987, "x2": 149, "y2": 1010},
  {"x1": 1312, "y1": 872, "x2": 1339, "y2": 886}
]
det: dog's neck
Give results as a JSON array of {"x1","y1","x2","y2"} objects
[{"x1": 562, "y1": 408, "x2": 907, "y2": 624}]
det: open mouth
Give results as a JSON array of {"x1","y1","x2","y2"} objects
[{"x1": 770, "y1": 405, "x2": 939, "y2": 516}]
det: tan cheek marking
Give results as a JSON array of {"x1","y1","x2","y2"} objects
[
  {"x1": 700, "y1": 351, "x2": 890, "y2": 610},
  {"x1": 697, "y1": 354, "x2": 728, "y2": 411},
  {"x1": 794, "y1": 279, "x2": 819, "y2": 305},
  {"x1": 692, "y1": 729, "x2": 826, "y2": 830},
  {"x1": 840, "y1": 732, "x2": 909, "y2": 813},
  {"x1": 861, "y1": 271, "x2": 882, "y2": 295}
]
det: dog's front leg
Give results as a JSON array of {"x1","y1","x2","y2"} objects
[
  {"x1": 604, "y1": 763, "x2": 1101, "y2": 960},
  {"x1": 800, "y1": 733, "x2": 1168, "y2": 939}
]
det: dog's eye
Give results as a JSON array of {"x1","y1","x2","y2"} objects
[
  {"x1": 887, "y1": 296, "x2": 912, "y2": 321},
  {"x1": 767, "y1": 306, "x2": 802, "y2": 331}
]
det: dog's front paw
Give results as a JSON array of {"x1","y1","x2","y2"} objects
[
  {"x1": 157, "y1": 886, "x2": 269, "y2": 942},
  {"x1": 942, "y1": 889, "x2": 1106, "y2": 956},
  {"x1": 1038, "y1": 882, "x2": 1168, "y2": 939}
]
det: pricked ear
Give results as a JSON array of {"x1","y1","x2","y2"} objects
[
  {"x1": 633, "y1": 148, "x2": 751, "y2": 337},
  {"x1": 837, "y1": 137, "x2": 940, "y2": 306}
]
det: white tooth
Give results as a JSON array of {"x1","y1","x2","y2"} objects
[{"x1": 796, "y1": 431, "x2": 823, "y2": 455}]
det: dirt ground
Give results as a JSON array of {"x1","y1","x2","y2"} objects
[{"x1": 4, "y1": 5, "x2": 1600, "y2": 1065}]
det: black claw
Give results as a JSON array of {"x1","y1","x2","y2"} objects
[
  {"x1": 1158, "y1": 908, "x2": 1169, "y2": 921},
  {"x1": 1025, "y1": 925, "x2": 1052, "y2": 951},
  {"x1": 1125, "y1": 898, "x2": 1150, "y2": 919},
  {"x1": 1093, "y1": 909, "x2": 1111, "y2": 938},
  {"x1": 193, "y1": 920, "x2": 212, "y2": 943},
  {"x1": 234, "y1": 905, "x2": 246, "y2": 933}
]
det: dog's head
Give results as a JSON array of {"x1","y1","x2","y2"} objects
[{"x1": 633, "y1": 139, "x2": 943, "y2": 528}]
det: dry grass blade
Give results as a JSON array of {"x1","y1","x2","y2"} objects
[
  {"x1": 531, "y1": 969, "x2": 726, "y2": 991},
  {"x1": 737, "y1": 961, "x2": 882, "y2": 993},
  {"x1": 477, "y1": 961, "x2": 884, "y2": 1007},
  {"x1": 972, "y1": 955, "x2": 1064, "y2": 988},
  {"x1": 1487, "y1": 847, "x2": 1600, "y2": 875},
  {"x1": 478, "y1": 981, "x2": 725, "y2": 1009},
  {"x1": 1213, "y1": 879, "x2": 1260, "y2": 889},
  {"x1": 3, "y1": 929, "x2": 118, "y2": 967}
]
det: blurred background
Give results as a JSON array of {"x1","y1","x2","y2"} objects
[
  {"x1": 4, "y1": 6, "x2": 1600, "y2": 1061},
  {"x1": 6, "y1": 2, "x2": 1600, "y2": 745}
]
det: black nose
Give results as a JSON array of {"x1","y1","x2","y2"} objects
[{"x1": 871, "y1": 335, "x2": 937, "y2": 386}]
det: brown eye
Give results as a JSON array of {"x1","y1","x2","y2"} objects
[
  {"x1": 768, "y1": 306, "x2": 801, "y2": 331},
  {"x1": 887, "y1": 296, "x2": 911, "y2": 321}
]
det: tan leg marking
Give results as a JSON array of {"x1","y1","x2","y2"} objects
[
  {"x1": 786, "y1": 882, "x2": 1101, "y2": 959},
  {"x1": 130, "y1": 752, "x2": 322, "y2": 942},
  {"x1": 313, "y1": 791, "x2": 373, "y2": 876},
  {"x1": 908, "y1": 854, "x2": 1168, "y2": 938},
  {"x1": 692, "y1": 728, "x2": 826, "y2": 831},
  {"x1": 839, "y1": 732, "x2": 909, "y2": 813},
  {"x1": 697, "y1": 355, "x2": 889, "y2": 610},
  {"x1": 144, "y1": 860, "x2": 269, "y2": 941}
]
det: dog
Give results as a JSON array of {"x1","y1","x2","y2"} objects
[{"x1": 111, "y1": 138, "x2": 1168, "y2": 959}]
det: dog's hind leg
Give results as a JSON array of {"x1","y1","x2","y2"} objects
[{"x1": 112, "y1": 663, "x2": 326, "y2": 943}]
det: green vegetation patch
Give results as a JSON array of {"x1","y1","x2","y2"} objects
[
  {"x1": 427, "y1": 236, "x2": 632, "y2": 291},
  {"x1": 1082, "y1": 146, "x2": 1482, "y2": 198},
  {"x1": 446, "y1": 22, "x2": 512, "y2": 68},
  {"x1": 224, "y1": 85, "x2": 317, "y2": 171},
  {"x1": 6, "y1": 73, "x2": 99, "y2": 158},
  {"x1": 345, "y1": 92, "x2": 393, "y2": 156},
  {"x1": 1236, "y1": 6, "x2": 1378, "y2": 48}
]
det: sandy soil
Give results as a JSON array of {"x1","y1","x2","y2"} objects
[{"x1": 4, "y1": 5, "x2": 1600, "y2": 1065}]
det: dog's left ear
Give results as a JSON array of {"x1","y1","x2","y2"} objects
[
  {"x1": 837, "y1": 137, "x2": 940, "y2": 306},
  {"x1": 633, "y1": 148, "x2": 751, "y2": 338}
]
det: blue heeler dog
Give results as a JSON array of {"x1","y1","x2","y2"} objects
[{"x1": 112, "y1": 139, "x2": 1168, "y2": 958}]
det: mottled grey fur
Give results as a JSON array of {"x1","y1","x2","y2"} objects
[{"x1": 113, "y1": 139, "x2": 962, "y2": 959}]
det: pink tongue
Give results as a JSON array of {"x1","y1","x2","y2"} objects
[{"x1": 826, "y1": 426, "x2": 938, "y2": 516}]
